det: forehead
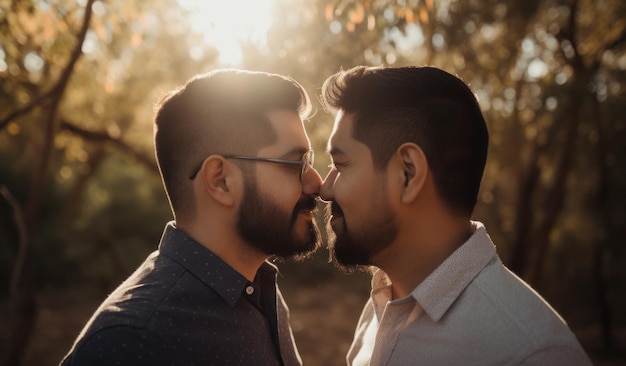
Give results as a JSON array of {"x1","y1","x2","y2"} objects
[
  {"x1": 327, "y1": 110, "x2": 355, "y2": 155},
  {"x1": 260, "y1": 109, "x2": 310, "y2": 155}
]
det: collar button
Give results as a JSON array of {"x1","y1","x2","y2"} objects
[{"x1": 245, "y1": 285, "x2": 255, "y2": 295}]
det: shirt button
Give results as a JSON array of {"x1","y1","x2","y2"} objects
[{"x1": 245, "y1": 286, "x2": 255, "y2": 295}]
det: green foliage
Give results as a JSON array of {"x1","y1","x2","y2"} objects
[
  {"x1": 0, "y1": 1, "x2": 625, "y2": 362},
  {"x1": 59, "y1": 153, "x2": 172, "y2": 289},
  {"x1": 0, "y1": 0, "x2": 219, "y2": 292}
]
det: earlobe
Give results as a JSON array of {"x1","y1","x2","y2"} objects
[
  {"x1": 397, "y1": 143, "x2": 428, "y2": 204},
  {"x1": 200, "y1": 156, "x2": 236, "y2": 207}
]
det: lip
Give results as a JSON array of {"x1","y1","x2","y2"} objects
[
  {"x1": 330, "y1": 215, "x2": 343, "y2": 223},
  {"x1": 297, "y1": 210, "x2": 314, "y2": 219},
  {"x1": 329, "y1": 216, "x2": 344, "y2": 234}
]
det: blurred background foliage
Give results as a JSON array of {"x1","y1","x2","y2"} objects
[{"x1": 1, "y1": 0, "x2": 625, "y2": 365}]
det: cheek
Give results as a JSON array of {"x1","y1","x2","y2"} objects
[
  {"x1": 273, "y1": 186, "x2": 301, "y2": 208},
  {"x1": 257, "y1": 173, "x2": 301, "y2": 208},
  {"x1": 334, "y1": 174, "x2": 372, "y2": 213}
]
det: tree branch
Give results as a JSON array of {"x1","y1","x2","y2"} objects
[
  {"x1": 60, "y1": 120, "x2": 160, "y2": 174},
  {"x1": 555, "y1": 0, "x2": 584, "y2": 69},
  {"x1": 594, "y1": 26, "x2": 626, "y2": 69},
  {"x1": 4, "y1": 5, "x2": 96, "y2": 362},
  {"x1": 0, "y1": 0, "x2": 96, "y2": 131}
]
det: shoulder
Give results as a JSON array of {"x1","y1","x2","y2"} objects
[
  {"x1": 519, "y1": 344, "x2": 593, "y2": 365},
  {"x1": 61, "y1": 326, "x2": 172, "y2": 366},
  {"x1": 74, "y1": 253, "x2": 196, "y2": 342},
  {"x1": 470, "y1": 260, "x2": 566, "y2": 329},
  {"x1": 459, "y1": 258, "x2": 585, "y2": 354}
]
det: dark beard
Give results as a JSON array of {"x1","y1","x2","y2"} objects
[
  {"x1": 237, "y1": 179, "x2": 320, "y2": 260},
  {"x1": 325, "y1": 199, "x2": 397, "y2": 271}
]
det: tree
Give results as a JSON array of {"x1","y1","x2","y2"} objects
[
  {"x1": 0, "y1": 0, "x2": 218, "y2": 363},
  {"x1": 1, "y1": 0, "x2": 624, "y2": 363}
]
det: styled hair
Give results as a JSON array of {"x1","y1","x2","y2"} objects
[
  {"x1": 154, "y1": 69, "x2": 311, "y2": 221},
  {"x1": 321, "y1": 66, "x2": 488, "y2": 217}
]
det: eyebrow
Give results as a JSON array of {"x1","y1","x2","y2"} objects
[
  {"x1": 279, "y1": 146, "x2": 309, "y2": 159},
  {"x1": 327, "y1": 145, "x2": 347, "y2": 157}
]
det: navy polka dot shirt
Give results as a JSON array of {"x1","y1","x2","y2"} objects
[{"x1": 60, "y1": 222, "x2": 302, "y2": 365}]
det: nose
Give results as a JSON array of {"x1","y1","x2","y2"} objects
[
  {"x1": 302, "y1": 166, "x2": 323, "y2": 196},
  {"x1": 319, "y1": 170, "x2": 336, "y2": 202}
]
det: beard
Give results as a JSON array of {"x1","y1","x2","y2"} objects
[
  {"x1": 325, "y1": 191, "x2": 398, "y2": 271},
  {"x1": 236, "y1": 178, "x2": 320, "y2": 260}
]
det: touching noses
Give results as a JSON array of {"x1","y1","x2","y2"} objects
[
  {"x1": 302, "y1": 166, "x2": 323, "y2": 196},
  {"x1": 319, "y1": 169, "x2": 336, "y2": 202}
]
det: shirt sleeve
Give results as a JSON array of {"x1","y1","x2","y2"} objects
[
  {"x1": 61, "y1": 326, "x2": 173, "y2": 366},
  {"x1": 518, "y1": 345, "x2": 593, "y2": 366}
]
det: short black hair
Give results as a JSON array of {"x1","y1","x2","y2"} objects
[
  {"x1": 154, "y1": 69, "x2": 311, "y2": 221},
  {"x1": 321, "y1": 66, "x2": 488, "y2": 217}
]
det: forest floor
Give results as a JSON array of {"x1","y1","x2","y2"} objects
[{"x1": 12, "y1": 272, "x2": 626, "y2": 366}]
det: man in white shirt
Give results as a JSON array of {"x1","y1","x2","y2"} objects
[{"x1": 319, "y1": 65, "x2": 591, "y2": 365}]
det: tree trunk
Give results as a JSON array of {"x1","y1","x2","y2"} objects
[
  {"x1": 63, "y1": 147, "x2": 107, "y2": 220},
  {"x1": 1, "y1": 2, "x2": 96, "y2": 364},
  {"x1": 526, "y1": 87, "x2": 582, "y2": 287},
  {"x1": 507, "y1": 161, "x2": 540, "y2": 276},
  {"x1": 0, "y1": 187, "x2": 33, "y2": 366},
  {"x1": 591, "y1": 95, "x2": 615, "y2": 350}
]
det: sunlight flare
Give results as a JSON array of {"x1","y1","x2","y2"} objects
[{"x1": 178, "y1": 0, "x2": 275, "y2": 65}]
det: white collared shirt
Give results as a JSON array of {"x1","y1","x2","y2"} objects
[{"x1": 347, "y1": 222, "x2": 591, "y2": 366}]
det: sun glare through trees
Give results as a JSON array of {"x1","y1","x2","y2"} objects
[{"x1": 177, "y1": 0, "x2": 275, "y2": 65}]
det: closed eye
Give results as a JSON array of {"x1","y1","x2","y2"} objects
[
  {"x1": 329, "y1": 162, "x2": 347, "y2": 170},
  {"x1": 284, "y1": 164, "x2": 301, "y2": 172}
]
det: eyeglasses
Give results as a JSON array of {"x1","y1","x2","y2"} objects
[{"x1": 189, "y1": 150, "x2": 314, "y2": 181}]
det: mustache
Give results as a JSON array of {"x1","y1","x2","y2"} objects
[
  {"x1": 294, "y1": 196, "x2": 318, "y2": 212},
  {"x1": 331, "y1": 202, "x2": 343, "y2": 217},
  {"x1": 325, "y1": 202, "x2": 344, "y2": 222}
]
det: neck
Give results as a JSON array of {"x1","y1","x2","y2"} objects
[
  {"x1": 177, "y1": 218, "x2": 268, "y2": 282},
  {"x1": 374, "y1": 214, "x2": 474, "y2": 300}
]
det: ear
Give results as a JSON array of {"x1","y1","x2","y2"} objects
[
  {"x1": 199, "y1": 156, "x2": 237, "y2": 207},
  {"x1": 396, "y1": 143, "x2": 428, "y2": 204}
]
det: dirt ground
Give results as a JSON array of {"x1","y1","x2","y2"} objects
[{"x1": 15, "y1": 275, "x2": 626, "y2": 366}]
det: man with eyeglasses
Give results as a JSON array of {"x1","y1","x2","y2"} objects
[{"x1": 61, "y1": 69, "x2": 322, "y2": 366}]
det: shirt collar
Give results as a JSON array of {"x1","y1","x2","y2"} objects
[
  {"x1": 370, "y1": 221, "x2": 496, "y2": 322},
  {"x1": 157, "y1": 221, "x2": 278, "y2": 307},
  {"x1": 411, "y1": 221, "x2": 496, "y2": 321}
]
